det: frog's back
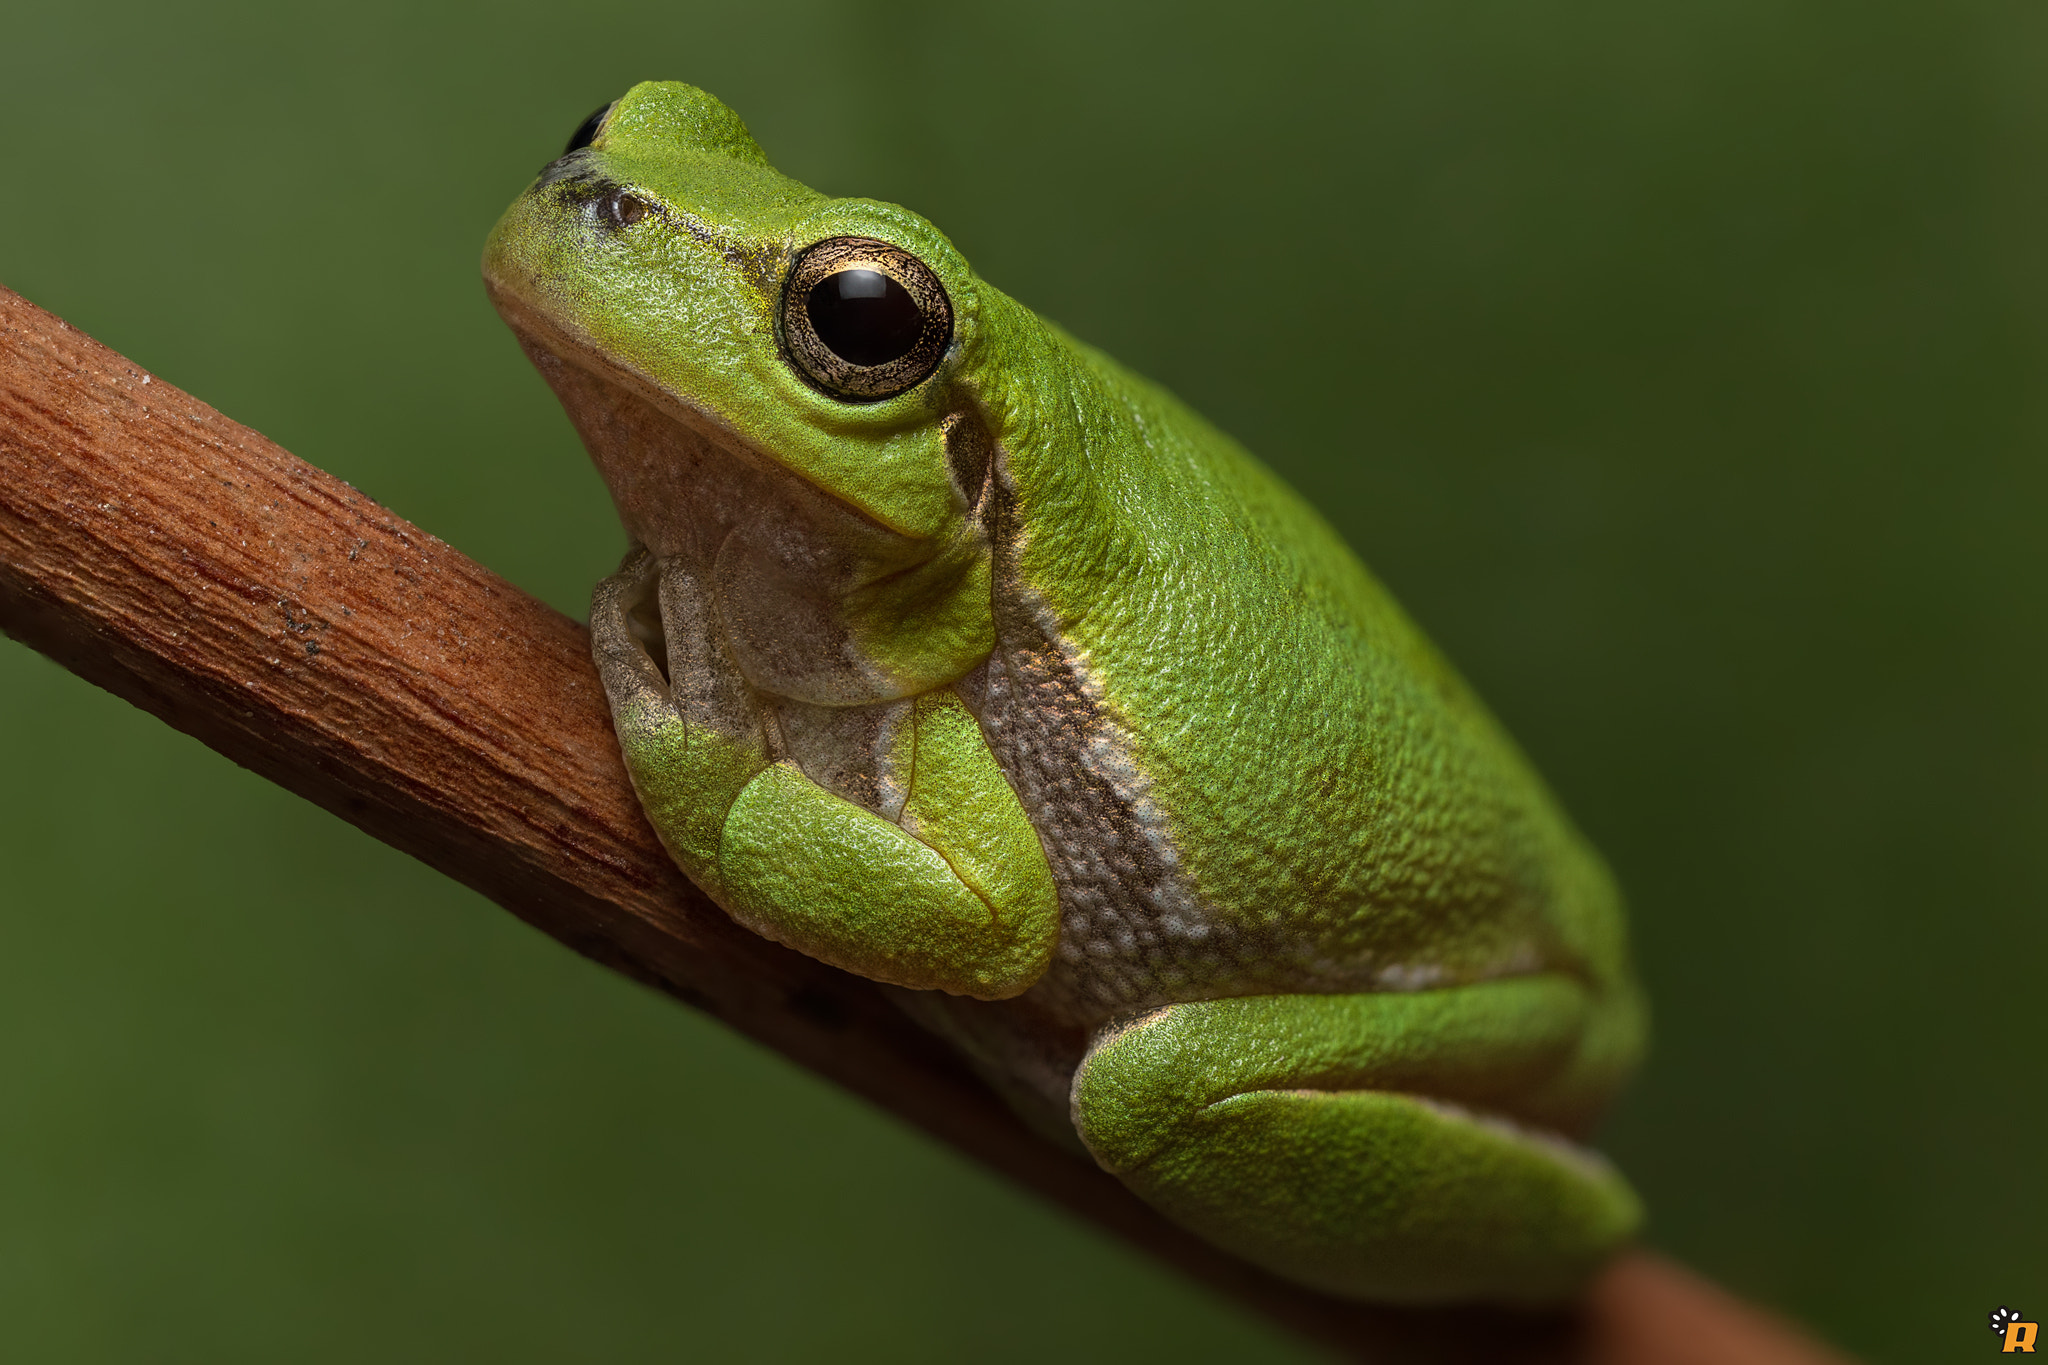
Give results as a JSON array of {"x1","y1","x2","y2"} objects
[{"x1": 961, "y1": 296, "x2": 1630, "y2": 1028}]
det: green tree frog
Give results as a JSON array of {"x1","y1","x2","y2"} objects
[{"x1": 483, "y1": 81, "x2": 1645, "y2": 1305}]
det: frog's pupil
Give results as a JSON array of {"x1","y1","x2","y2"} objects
[{"x1": 806, "y1": 269, "x2": 922, "y2": 368}]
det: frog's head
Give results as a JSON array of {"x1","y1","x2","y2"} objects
[
  {"x1": 483, "y1": 81, "x2": 988, "y2": 547},
  {"x1": 485, "y1": 81, "x2": 1009, "y2": 698}
]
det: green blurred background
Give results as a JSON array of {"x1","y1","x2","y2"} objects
[{"x1": 1, "y1": 2, "x2": 2040, "y2": 1360}]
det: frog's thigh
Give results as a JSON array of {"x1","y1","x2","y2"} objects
[
  {"x1": 718, "y1": 761, "x2": 1055, "y2": 1000},
  {"x1": 1071, "y1": 980, "x2": 1642, "y2": 1305}
]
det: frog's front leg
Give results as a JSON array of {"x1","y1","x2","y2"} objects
[
  {"x1": 591, "y1": 552, "x2": 1060, "y2": 1000},
  {"x1": 1072, "y1": 976, "x2": 1644, "y2": 1304}
]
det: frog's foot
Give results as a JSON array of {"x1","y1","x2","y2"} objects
[
  {"x1": 1071, "y1": 976, "x2": 1644, "y2": 1305},
  {"x1": 591, "y1": 553, "x2": 1060, "y2": 1000}
]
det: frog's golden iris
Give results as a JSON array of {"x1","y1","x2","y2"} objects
[{"x1": 781, "y1": 236, "x2": 952, "y2": 401}]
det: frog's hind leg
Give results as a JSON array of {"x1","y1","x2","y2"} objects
[{"x1": 1070, "y1": 976, "x2": 1644, "y2": 1305}]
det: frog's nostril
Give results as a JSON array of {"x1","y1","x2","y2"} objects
[{"x1": 600, "y1": 189, "x2": 651, "y2": 228}]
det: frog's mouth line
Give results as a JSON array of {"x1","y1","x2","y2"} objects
[
  {"x1": 483, "y1": 279, "x2": 921, "y2": 550},
  {"x1": 485, "y1": 285, "x2": 769, "y2": 474}
]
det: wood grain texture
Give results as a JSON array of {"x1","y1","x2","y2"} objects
[{"x1": 0, "y1": 284, "x2": 1853, "y2": 1365}]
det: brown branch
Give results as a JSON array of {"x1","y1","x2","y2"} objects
[{"x1": 0, "y1": 284, "x2": 1852, "y2": 1365}]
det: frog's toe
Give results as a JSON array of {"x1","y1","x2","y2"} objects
[{"x1": 590, "y1": 550, "x2": 672, "y2": 704}]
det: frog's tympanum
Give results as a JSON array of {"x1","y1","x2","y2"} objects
[{"x1": 484, "y1": 81, "x2": 1646, "y2": 1305}]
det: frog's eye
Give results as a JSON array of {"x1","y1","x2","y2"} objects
[
  {"x1": 781, "y1": 237, "x2": 952, "y2": 401},
  {"x1": 564, "y1": 101, "x2": 616, "y2": 155}
]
